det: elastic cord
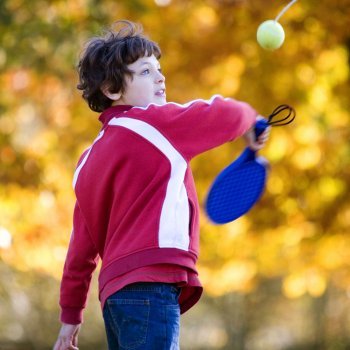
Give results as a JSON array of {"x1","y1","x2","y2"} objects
[{"x1": 267, "y1": 105, "x2": 296, "y2": 126}]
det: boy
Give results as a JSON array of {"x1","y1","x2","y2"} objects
[{"x1": 53, "y1": 20, "x2": 269, "y2": 350}]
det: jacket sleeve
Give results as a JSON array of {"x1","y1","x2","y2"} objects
[
  {"x1": 129, "y1": 95, "x2": 258, "y2": 160},
  {"x1": 59, "y1": 201, "x2": 99, "y2": 324}
]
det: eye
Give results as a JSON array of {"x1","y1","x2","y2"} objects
[
  {"x1": 141, "y1": 69, "x2": 150, "y2": 75},
  {"x1": 158, "y1": 68, "x2": 163, "y2": 73}
]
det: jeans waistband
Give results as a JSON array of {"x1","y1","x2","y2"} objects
[{"x1": 119, "y1": 282, "x2": 180, "y2": 294}]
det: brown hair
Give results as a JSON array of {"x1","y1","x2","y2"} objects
[{"x1": 77, "y1": 20, "x2": 161, "y2": 112}]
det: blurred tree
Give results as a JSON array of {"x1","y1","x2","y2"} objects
[{"x1": 1, "y1": 0, "x2": 350, "y2": 349}]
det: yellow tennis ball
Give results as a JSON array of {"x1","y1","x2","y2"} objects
[{"x1": 257, "y1": 20, "x2": 285, "y2": 50}]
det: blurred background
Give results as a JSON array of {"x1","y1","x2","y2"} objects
[{"x1": 1, "y1": 0, "x2": 350, "y2": 349}]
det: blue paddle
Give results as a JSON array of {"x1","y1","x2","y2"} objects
[{"x1": 205, "y1": 105, "x2": 295, "y2": 224}]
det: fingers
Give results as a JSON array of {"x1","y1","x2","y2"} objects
[
  {"x1": 248, "y1": 129, "x2": 270, "y2": 151},
  {"x1": 249, "y1": 142, "x2": 264, "y2": 151},
  {"x1": 53, "y1": 324, "x2": 81, "y2": 350},
  {"x1": 72, "y1": 326, "x2": 79, "y2": 347},
  {"x1": 243, "y1": 124, "x2": 270, "y2": 151},
  {"x1": 258, "y1": 130, "x2": 270, "y2": 143},
  {"x1": 72, "y1": 334, "x2": 79, "y2": 348},
  {"x1": 53, "y1": 338, "x2": 79, "y2": 350},
  {"x1": 256, "y1": 128, "x2": 270, "y2": 145}
]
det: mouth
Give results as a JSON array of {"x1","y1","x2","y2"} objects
[{"x1": 155, "y1": 88, "x2": 166, "y2": 97}]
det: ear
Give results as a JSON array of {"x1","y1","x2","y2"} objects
[{"x1": 101, "y1": 85, "x2": 122, "y2": 102}]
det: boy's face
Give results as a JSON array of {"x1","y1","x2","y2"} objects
[{"x1": 114, "y1": 54, "x2": 166, "y2": 107}]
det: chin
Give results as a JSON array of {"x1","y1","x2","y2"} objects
[
  {"x1": 154, "y1": 97, "x2": 167, "y2": 105},
  {"x1": 136, "y1": 97, "x2": 166, "y2": 107}
]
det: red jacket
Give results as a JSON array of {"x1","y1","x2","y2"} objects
[{"x1": 59, "y1": 95, "x2": 257, "y2": 323}]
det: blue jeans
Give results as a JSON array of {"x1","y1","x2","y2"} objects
[{"x1": 103, "y1": 282, "x2": 181, "y2": 350}]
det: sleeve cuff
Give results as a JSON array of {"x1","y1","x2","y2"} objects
[{"x1": 60, "y1": 307, "x2": 84, "y2": 324}]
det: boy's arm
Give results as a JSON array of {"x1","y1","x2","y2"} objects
[
  {"x1": 131, "y1": 95, "x2": 259, "y2": 160},
  {"x1": 168, "y1": 95, "x2": 258, "y2": 159},
  {"x1": 59, "y1": 201, "x2": 99, "y2": 325}
]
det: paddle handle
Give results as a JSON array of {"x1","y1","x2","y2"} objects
[
  {"x1": 243, "y1": 118, "x2": 269, "y2": 159},
  {"x1": 254, "y1": 118, "x2": 269, "y2": 140}
]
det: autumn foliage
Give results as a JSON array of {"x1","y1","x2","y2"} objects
[{"x1": 1, "y1": 0, "x2": 350, "y2": 349}]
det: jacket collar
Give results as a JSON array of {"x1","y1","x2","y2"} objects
[{"x1": 99, "y1": 105, "x2": 133, "y2": 125}]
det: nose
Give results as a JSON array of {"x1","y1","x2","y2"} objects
[{"x1": 155, "y1": 70, "x2": 165, "y2": 83}]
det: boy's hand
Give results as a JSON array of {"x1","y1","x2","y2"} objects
[
  {"x1": 53, "y1": 323, "x2": 81, "y2": 350},
  {"x1": 243, "y1": 116, "x2": 270, "y2": 151}
]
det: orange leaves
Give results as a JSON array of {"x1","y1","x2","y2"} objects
[
  {"x1": 282, "y1": 268, "x2": 327, "y2": 299},
  {"x1": 0, "y1": 0, "x2": 349, "y2": 303}
]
